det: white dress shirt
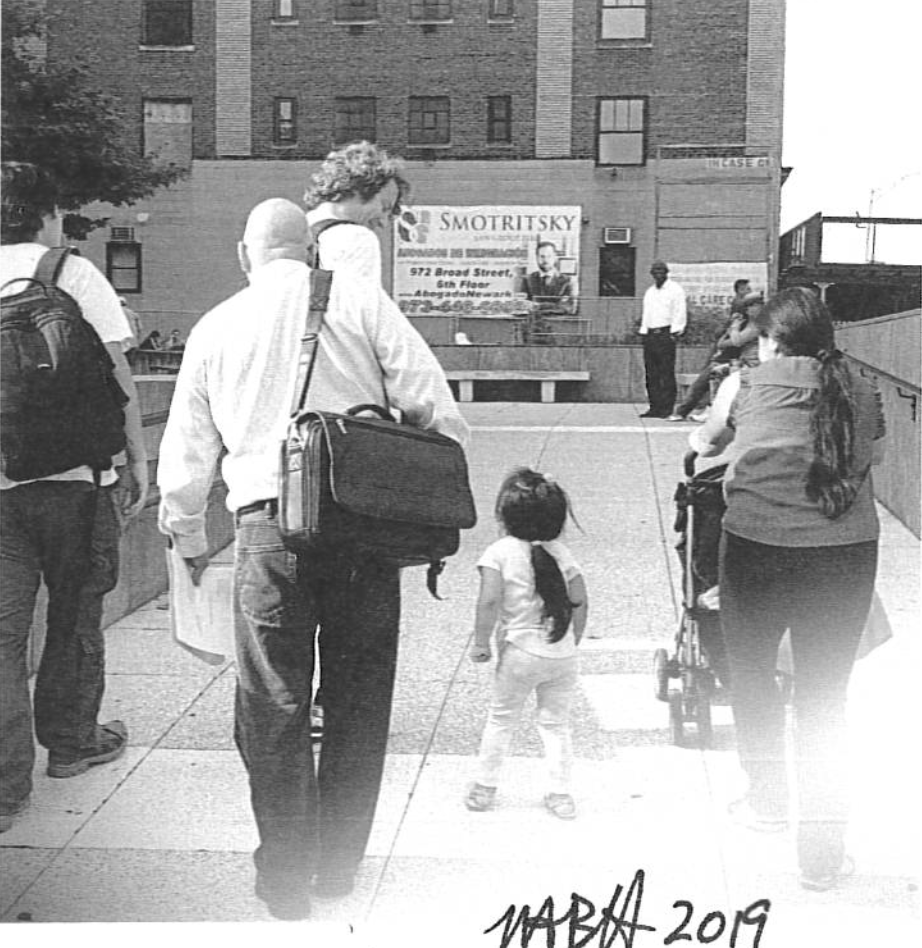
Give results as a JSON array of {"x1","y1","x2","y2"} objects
[
  {"x1": 639, "y1": 278, "x2": 687, "y2": 334},
  {"x1": 157, "y1": 258, "x2": 469, "y2": 557}
]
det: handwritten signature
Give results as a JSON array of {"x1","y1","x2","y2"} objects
[{"x1": 484, "y1": 869, "x2": 771, "y2": 948}]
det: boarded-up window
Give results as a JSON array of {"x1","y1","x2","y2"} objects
[
  {"x1": 409, "y1": 97, "x2": 450, "y2": 145},
  {"x1": 143, "y1": 99, "x2": 192, "y2": 168},
  {"x1": 600, "y1": 0, "x2": 647, "y2": 40},
  {"x1": 334, "y1": 98, "x2": 376, "y2": 144},
  {"x1": 142, "y1": 0, "x2": 193, "y2": 46}
]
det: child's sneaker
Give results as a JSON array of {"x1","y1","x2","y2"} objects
[
  {"x1": 544, "y1": 793, "x2": 577, "y2": 820},
  {"x1": 465, "y1": 783, "x2": 496, "y2": 812}
]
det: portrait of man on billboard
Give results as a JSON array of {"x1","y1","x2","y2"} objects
[{"x1": 522, "y1": 241, "x2": 576, "y2": 315}]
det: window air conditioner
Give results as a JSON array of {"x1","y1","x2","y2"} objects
[
  {"x1": 602, "y1": 227, "x2": 631, "y2": 245},
  {"x1": 110, "y1": 226, "x2": 136, "y2": 242}
]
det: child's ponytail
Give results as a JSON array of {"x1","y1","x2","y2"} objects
[
  {"x1": 806, "y1": 348, "x2": 857, "y2": 519},
  {"x1": 531, "y1": 544, "x2": 573, "y2": 643}
]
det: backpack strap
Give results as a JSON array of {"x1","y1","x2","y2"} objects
[
  {"x1": 33, "y1": 247, "x2": 72, "y2": 288},
  {"x1": 309, "y1": 219, "x2": 352, "y2": 269}
]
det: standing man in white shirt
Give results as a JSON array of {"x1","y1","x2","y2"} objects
[
  {"x1": 303, "y1": 140, "x2": 408, "y2": 282},
  {"x1": 638, "y1": 261, "x2": 687, "y2": 418},
  {"x1": 157, "y1": 198, "x2": 468, "y2": 921},
  {"x1": 1, "y1": 165, "x2": 148, "y2": 835}
]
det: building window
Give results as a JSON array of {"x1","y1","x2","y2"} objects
[
  {"x1": 106, "y1": 242, "x2": 142, "y2": 294},
  {"x1": 274, "y1": 0, "x2": 297, "y2": 18},
  {"x1": 143, "y1": 99, "x2": 193, "y2": 168},
  {"x1": 409, "y1": 1, "x2": 452, "y2": 21},
  {"x1": 334, "y1": 98, "x2": 376, "y2": 144},
  {"x1": 142, "y1": 0, "x2": 193, "y2": 47},
  {"x1": 488, "y1": 0, "x2": 514, "y2": 19},
  {"x1": 599, "y1": 0, "x2": 647, "y2": 41},
  {"x1": 409, "y1": 96, "x2": 450, "y2": 145},
  {"x1": 274, "y1": 98, "x2": 298, "y2": 145},
  {"x1": 487, "y1": 96, "x2": 512, "y2": 143},
  {"x1": 597, "y1": 97, "x2": 646, "y2": 165},
  {"x1": 335, "y1": 0, "x2": 378, "y2": 20},
  {"x1": 598, "y1": 245, "x2": 635, "y2": 297}
]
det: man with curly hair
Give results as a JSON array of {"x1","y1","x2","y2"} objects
[{"x1": 303, "y1": 141, "x2": 410, "y2": 284}]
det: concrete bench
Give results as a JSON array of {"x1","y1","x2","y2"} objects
[{"x1": 444, "y1": 369, "x2": 590, "y2": 403}]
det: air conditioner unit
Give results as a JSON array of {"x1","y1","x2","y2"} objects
[
  {"x1": 110, "y1": 226, "x2": 135, "y2": 242},
  {"x1": 602, "y1": 227, "x2": 631, "y2": 245}
]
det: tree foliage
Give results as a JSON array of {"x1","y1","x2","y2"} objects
[{"x1": 1, "y1": 1, "x2": 185, "y2": 238}]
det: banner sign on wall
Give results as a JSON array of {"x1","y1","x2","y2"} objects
[
  {"x1": 667, "y1": 262, "x2": 768, "y2": 321},
  {"x1": 392, "y1": 205, "x2": 582, "y2": 316}
]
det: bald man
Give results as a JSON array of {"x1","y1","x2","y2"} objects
[{"x1": 158, "y1": 198, "x2": 468, "y2": 919}]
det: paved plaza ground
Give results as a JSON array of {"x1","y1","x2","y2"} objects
[{"x1": 2, "y1": 403, "x2": 919, "y2": 947}]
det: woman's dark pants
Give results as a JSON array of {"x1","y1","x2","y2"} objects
[{"x1": 719, "y1": 530, "x2": 876, "y2": 877}]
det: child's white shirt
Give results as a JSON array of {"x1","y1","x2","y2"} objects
[{"x1": 476, "y1": 535, "x2": 582, "y2": 659}]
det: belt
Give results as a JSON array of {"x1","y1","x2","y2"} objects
[
  {"x1": 236, "y1": 498, "x2": 278, "y2": 518},
  {"x1": 647, "y1": 326, "x2": 673, "y2": 335}
]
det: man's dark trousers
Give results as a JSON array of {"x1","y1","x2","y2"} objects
[
  {"x1": 642, "y1": 329, "x2": 677, "y2": 415},
  {"x1": 233, "y1": 506, "x2": 400, "y2": 901},
  {"x1": 0, "y1": 482, "x2": 119, "y2": 813}
]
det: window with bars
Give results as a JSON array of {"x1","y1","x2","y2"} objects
[
  {"x1": 274, "y1": 98, "x2": 298, "y2": 145},
  {"x1": 409, "y1": 1, "x2": 452, "y2": 21},
  {"x1": 274, "y1": 0, "x2": 297, "y2": 18},
  {"x1": 599, "y1": 0, "x2": 648, "y2": 40},
  {"x1": 106, "y1": 242, "x2": 142, "y2": 293},
  {"x1": 486, "y1": 96, "x2": 512, "y2": 143},
  {"x1": 408, "y1": 96, "x2": 450, "y2": 145},
  {"x1": 334, "y1": 0, "x2": 378, "y2": 20},
  {"x1": 334, "y1": 98, "x2": 377, "y2": 144},
  {"x1": 488, "y1": 0, "x2": 514, "y2": 19},
  {"x1": 142, "y1": 0, "x2": 193, "y2": 46},
  {"x1": 597, "y1": 97, "x2": 646, "y2": 165}
]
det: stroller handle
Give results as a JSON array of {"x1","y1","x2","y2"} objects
[{"x1": 684, "y1": 450, "x2": 698, "y2": 478}]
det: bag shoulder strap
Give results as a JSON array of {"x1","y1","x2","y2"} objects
[
  {"x1": 33, "y1": 247, "x2": 71, "y2": 288},
  {"x1": 289, "y1": 268, "x2": 334, "y2": 417},
  {"x1": 309, "y1": 219, "x2": 353, "y2": 269}
]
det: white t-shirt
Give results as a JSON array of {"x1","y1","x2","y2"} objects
[
  {"x1": 477, "y1": 535, "x2": 582, "y2": 659},
  {"x1": 306, "y1": 214, "x2": 383, "y2": 286},
  {"x1": 0, "y1": 243, "x2": 132, "y2": 489}
]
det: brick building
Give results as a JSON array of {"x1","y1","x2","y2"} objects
[{"x1": 43, "y1": 0, "x2": 785, "y2": 339}]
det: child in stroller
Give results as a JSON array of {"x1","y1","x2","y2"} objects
[{"x1": 653, "y1": 451, "x2": 730, "y2": 747}]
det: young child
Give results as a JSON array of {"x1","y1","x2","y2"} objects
[{"x1": 466, "y1": 468, "x2": 588, "y2": 820}]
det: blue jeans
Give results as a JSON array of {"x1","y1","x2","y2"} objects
[
  {"x1": 719, "y1": 531, "x2": 877, "y2": 877},
  {"x1": 232, "y1": 506, "x2": 400, "y2": 898},
  {"x1": 0, "y1": 482, "x2": 119, "y2": 813}
]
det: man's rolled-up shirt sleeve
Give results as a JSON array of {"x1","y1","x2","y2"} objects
[
  {"x1": 368, "y1": 290, "x2": 470, "y2": 449},
  {"x1": 157, "y1": 344, "x2": 224, "y2": 557}
]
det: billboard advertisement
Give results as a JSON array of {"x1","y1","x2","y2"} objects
[{"x1": 392, "y1": 205, "x2": 582, "y2": 316}]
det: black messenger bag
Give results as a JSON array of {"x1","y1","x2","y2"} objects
[{"x1": 278, "y1": 270, "x2": 476, "y2": 596}]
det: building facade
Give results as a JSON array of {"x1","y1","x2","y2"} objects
[{"x1": 44, "y1": 0, "x2": 785, "y2": 338}]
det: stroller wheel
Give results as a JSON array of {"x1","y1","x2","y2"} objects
[
  {"x1": 668, "y1": 691, "x2": 685, "y2": 747},
  {"x1": 653, "y1": 648, "x2": 670, "y2": 702}
]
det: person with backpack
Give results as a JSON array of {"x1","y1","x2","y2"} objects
[
  {"x1": 303, "y1": 140, "x2": 408, "y2": 280},
  {"x1": 157, "y1": 198, "x2": 467, "y2": 920},
  {"x1": 303, "y1": 141, "x2": 410, "y2": 742},
  {"x1": 0, "y1": 163, "x2": 148, "y2": 835}
]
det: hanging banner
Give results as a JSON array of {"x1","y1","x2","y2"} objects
[
  {"x1": 392, "y1": 205, "x2": 582, "y2": 316},
  {"x1": 667, "y1": 262, "x2": 768, "y2": 321}
]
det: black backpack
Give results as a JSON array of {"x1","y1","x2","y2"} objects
[{"x1": 0, "y1": 247, "x2": 128, "y2": 482}]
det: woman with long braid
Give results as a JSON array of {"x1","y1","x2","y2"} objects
[{"x1": 691, "y1": 287, "x2": 886, "y2": 891}]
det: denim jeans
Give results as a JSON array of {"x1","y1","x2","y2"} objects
[
  {"x1": 0, "y1": 482, "x2": 119, "y2": 813},
  {"x1": 719, "y1": 531, "x2": 877, "y2": 877},
  {"x1": 233, "y1": 506, "x2": 400, "y2": 897},
  {"x1": 476, "y1": 643, "x2": 578, "y2": 795}
]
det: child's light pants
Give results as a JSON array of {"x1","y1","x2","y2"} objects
[{"x1": 476, "y1": 643, "x2": 578, "y2": 795}]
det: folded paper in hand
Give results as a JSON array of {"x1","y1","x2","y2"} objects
[{"x1": 165, "y1": 547, "x2": 235, "y2": 665}]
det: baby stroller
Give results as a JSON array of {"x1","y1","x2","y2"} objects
[{"x1": 653, "y1": 451, "x2": 730, "y2": 747}]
